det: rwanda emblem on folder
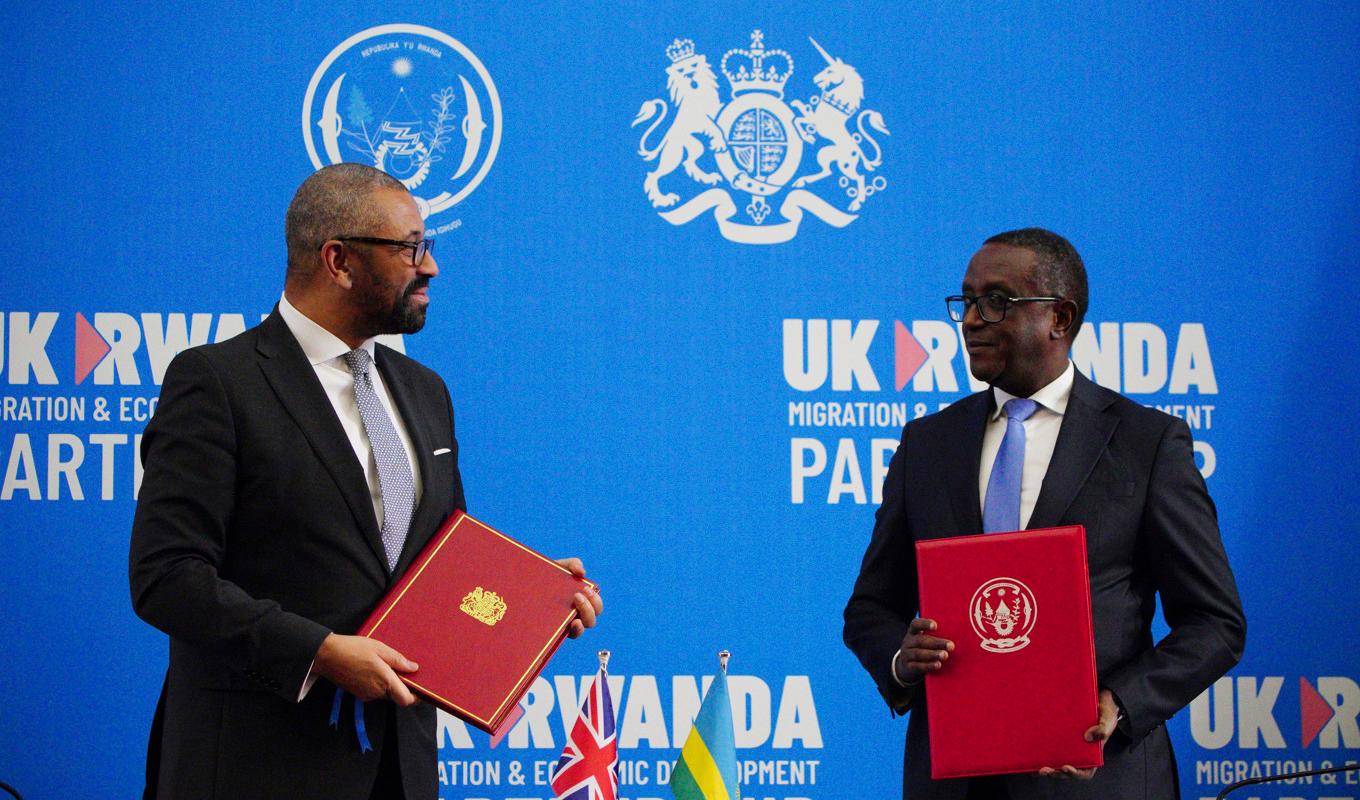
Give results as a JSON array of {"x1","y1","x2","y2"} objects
[{"x1": 915, "y1": 525, "x2": 1102, "y2": 779}]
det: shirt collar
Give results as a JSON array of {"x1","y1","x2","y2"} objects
[
  {"x1": 277, "y1": 292, "x2": 376, "y2": 367},
  {"x1": 990, "y1": 360, "x2": 1076, "y2": 420}
]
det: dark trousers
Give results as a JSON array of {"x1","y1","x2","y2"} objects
[
  {"x1": 369, "y1": 708, "x2": 406, "y2": 800},
  {"x1": 964, "y1": 776, "x2": 1011, "y2": 799}
]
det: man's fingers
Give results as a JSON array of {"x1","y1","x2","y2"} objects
[
  {"x1": 562, "y1": 588, "x2": 602, "y2": 640},
  {"x1": 908, "y1": 617, "x2": 939, "y2": 634},
  {"x1": 902, "y1": 636, "x2": 953, "y2": 664},
  {"x1": 898, "y1": 647, "x2": 949, "y2": 681},
  {"x1": 375, "y1": 640, "x2": 418, "y2": 673},
  {"x1": 384, "y1": 672, "x2": 417, "y2": 706},
  {"x1": 1084, "y1": 722, "x2": 1110, "y2": 743},
  {"x1": 313, "y1": 634, "x2": 423, "y2": 703},
  {"x1": 898, "y1": 618, "x2": 953, "y2": 667},
  {"x1": 555, "y1": 557, "x2": 586, "y2": 577},
  {"x1": 390, "y1": 683, "x2": 418, "y2": 707},
  {"x1": 1038, "y1": 765, "x2": 1096, "y2": 780},
  {"x1": 896, "y1": 621, "x2": 955, "y2": 681},
  {"x1": 911, "y1": 635, "x2": 954, "y2": 652},
  {"x1": 904, "y1": 647, "x2": 949, "y2": 664},
  {"x1": 901, "y1": 620, "x2": 952, "y2": 650},
  {"x1": 573, "y1": 593, "x2": 597, "y2": 628},
  {"x1": 1091, "y1": 688, "x2": 1119, "y2": 743},
  {"x1": 903, "y1": 654, "x2": 947, "y2": 673}
]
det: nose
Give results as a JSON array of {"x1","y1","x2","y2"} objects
[
  {"x1": 419, "y1": 248, "x2": 439, "y2": 278},
  {"x1": 962, "y1": 299, "x2": 986, "y2": 330}
]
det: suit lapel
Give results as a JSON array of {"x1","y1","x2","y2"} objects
[
  {"x1": 946, "y1": 391, "x2": 992, "y2": 537},
  {"x1": 255, "y1": 312, "x2": 388, "y2": 569},
  {"x1": 375, "y1": 346, "x2": 440, "y2": 576},
  {"x1": 1028, "y1": 371, "x2": 1119, "y2": 529}
]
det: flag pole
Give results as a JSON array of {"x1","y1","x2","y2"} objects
[
  {"x1": 718, "y1": 649, "x2": 737, "y2": 793},
  {"x1": 598, "y1": 649, "x2": 611, "y2": 673}
]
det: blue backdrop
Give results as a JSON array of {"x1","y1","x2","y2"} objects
[{"x1": 2, "y1": 2, "x2": 1358, "y2": 798}]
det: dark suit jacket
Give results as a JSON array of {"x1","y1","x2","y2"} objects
[
  {"x1": 129, "y1": 311, "x2": 466, "y2": 799},
  {"x1": 843, "y1": 371, "x2": 1245, "y2": 800}
]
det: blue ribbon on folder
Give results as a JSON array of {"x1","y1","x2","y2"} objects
[{"x1": 329, "y1": 688, "x2": 372, "y2": 753}]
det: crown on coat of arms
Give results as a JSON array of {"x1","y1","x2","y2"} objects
[
  {"x1": 666, "y1": 38, "x2": 697, "y2": 64},
  {"x1": 721, "y1": 30, "x2": 794, "y2": 98}
]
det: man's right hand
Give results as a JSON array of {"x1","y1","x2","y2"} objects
[
  {"x1": 894, "y1": 618, "x2": 954, "y2": 684},
  {"x1": 313, "y1": 633, "x2": 419, "y2": 706}
]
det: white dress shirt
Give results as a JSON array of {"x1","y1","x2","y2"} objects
[
  {"x1": 278, "y1": 293, "x2": 423, "y2": 524},
  {"x1": 277, "y1": 294, "x2": 424, "y2": 700},
  {"x1": 977, "y1": 361, "x2": 1075, "y2": 530}
]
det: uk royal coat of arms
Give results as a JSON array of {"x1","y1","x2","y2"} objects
[
  {"x1": 632, "y1": 30, "x2": 889, "y2": 244},
  {"x1": 460, "y1": 586, "x2": 507, "y2": 627}
]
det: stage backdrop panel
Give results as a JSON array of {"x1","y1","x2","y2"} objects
[{"x1": 2, "y1": 2, "x2": 1357, "y2": 798}]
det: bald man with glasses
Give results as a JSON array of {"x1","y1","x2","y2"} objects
[{"x1": 130, "y1": 164, "x2": 601, "y2": 799}]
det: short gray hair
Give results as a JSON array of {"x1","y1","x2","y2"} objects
[{"x1": 285, "y1": 163, "x2": 407, "y2": 279}]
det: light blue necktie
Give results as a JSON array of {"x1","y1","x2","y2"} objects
[
  {"x1": 983, "y1": 397, "x2": 1039, "y2": 534},
  {"x1": 343, "y1": 348, "x2": 414, "y2": 572}
]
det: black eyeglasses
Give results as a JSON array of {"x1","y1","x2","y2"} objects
[
  {"x1": 334, "y1": 236, "x2": 433, "y2": 267},
  {"x1": 945, "y1": 291, "x2": 1063, "y2": 324}
]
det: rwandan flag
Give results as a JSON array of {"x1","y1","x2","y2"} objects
[{"x1": 669, "y1": 666, "x2": 740, "y2": 800}]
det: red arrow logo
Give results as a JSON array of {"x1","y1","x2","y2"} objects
[
  {"x1": 1300, "y1": 677, "x2": 1334, "y2": 748},
  {"x1": 895, "y1": 321, "x2": 927, "y2": 391},
  {"x1": 74, "y1": 313, "x2": 111, "y2": 384}
]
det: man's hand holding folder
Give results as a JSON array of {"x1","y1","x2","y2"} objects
[
  {"x1": 897, "y1": 615, "x2": 1113, "y2": 780},
  {"x1": 315, "y1": 633, "x2": 422, "y2": 706},
  {"x1": 912, "y1": 525, "x2": 1105, "y2": 780},
  {"x1": 893, "y1": 617, "x2": 954, "y2": 684},
  {"x1": 1036, "y1": 689, "x2": 1120, "y2": 780},
  {"x1": 314, "y1": 551, "x2": 602, "y2": 712},
  {"x1": 554, "y1": 557, "x2": 605, "y2": 638}
]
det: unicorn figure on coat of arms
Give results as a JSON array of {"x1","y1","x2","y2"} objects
[{"x1": 790, "y1": 38, "x2": 890, "y2": 212}]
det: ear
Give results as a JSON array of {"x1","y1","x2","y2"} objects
[
  {"x1": 318, "y1": 240, "x2": 355, "y2": 290},
  {"x1": 1050, "y1": 299, "x2": 1078, "y2": 340}
]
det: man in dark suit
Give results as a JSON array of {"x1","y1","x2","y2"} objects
[
  {"x1": 843, "y1": 228, "x2": 1245, "y2": 799},
  {"x1": 129, "y1": 164, "x2": 602, "y2": 799}
]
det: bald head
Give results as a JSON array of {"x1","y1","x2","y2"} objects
[{"x1": 285, "y1": 163, "x2": 408, "y2": 283}]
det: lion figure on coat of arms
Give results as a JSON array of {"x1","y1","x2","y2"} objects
[{"x1": 632, "y1": 39, "x2": 729, "y2": 208}]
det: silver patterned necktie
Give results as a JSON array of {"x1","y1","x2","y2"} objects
[{"x1": 343, "y1": 348, "x2": 414, "y2": 571}]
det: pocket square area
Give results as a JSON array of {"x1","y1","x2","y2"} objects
[{"x1": 432, "y1": 448, "x2": 452, "y2": 456}]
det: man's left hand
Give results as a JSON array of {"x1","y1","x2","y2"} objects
[
  {"x1": 555, "y1": 557, "x2": 603, "y2": 638},
  {"x1": 1036, "y1": 688, "x2": 1119, "y2": 780}
]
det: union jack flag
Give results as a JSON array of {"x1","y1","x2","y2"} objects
[{"x1": 550, "y1": 665, "x2": 619, "y2": 800}]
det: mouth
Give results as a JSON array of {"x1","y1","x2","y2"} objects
[{"x1": 405, "y1": 279, "x2": 431, "y2": 303}]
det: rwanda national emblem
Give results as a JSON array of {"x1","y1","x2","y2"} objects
[
  {"x1": 302, "y1": 24, "x2": 502, "y2": 230},
  {"x1": 633, "y1": 30, "x2": 889, "y2": 244},
  {"x1": 969, "y1": 577, "x2": 1038, "y2": 653}
]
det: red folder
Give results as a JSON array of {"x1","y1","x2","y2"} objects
[
  {"x1": 915, "y1": 525, "x2": 1102, "y2": 779},
  {"x1": 358, "y1": 511, "x2": 596, "y2": 734}
]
